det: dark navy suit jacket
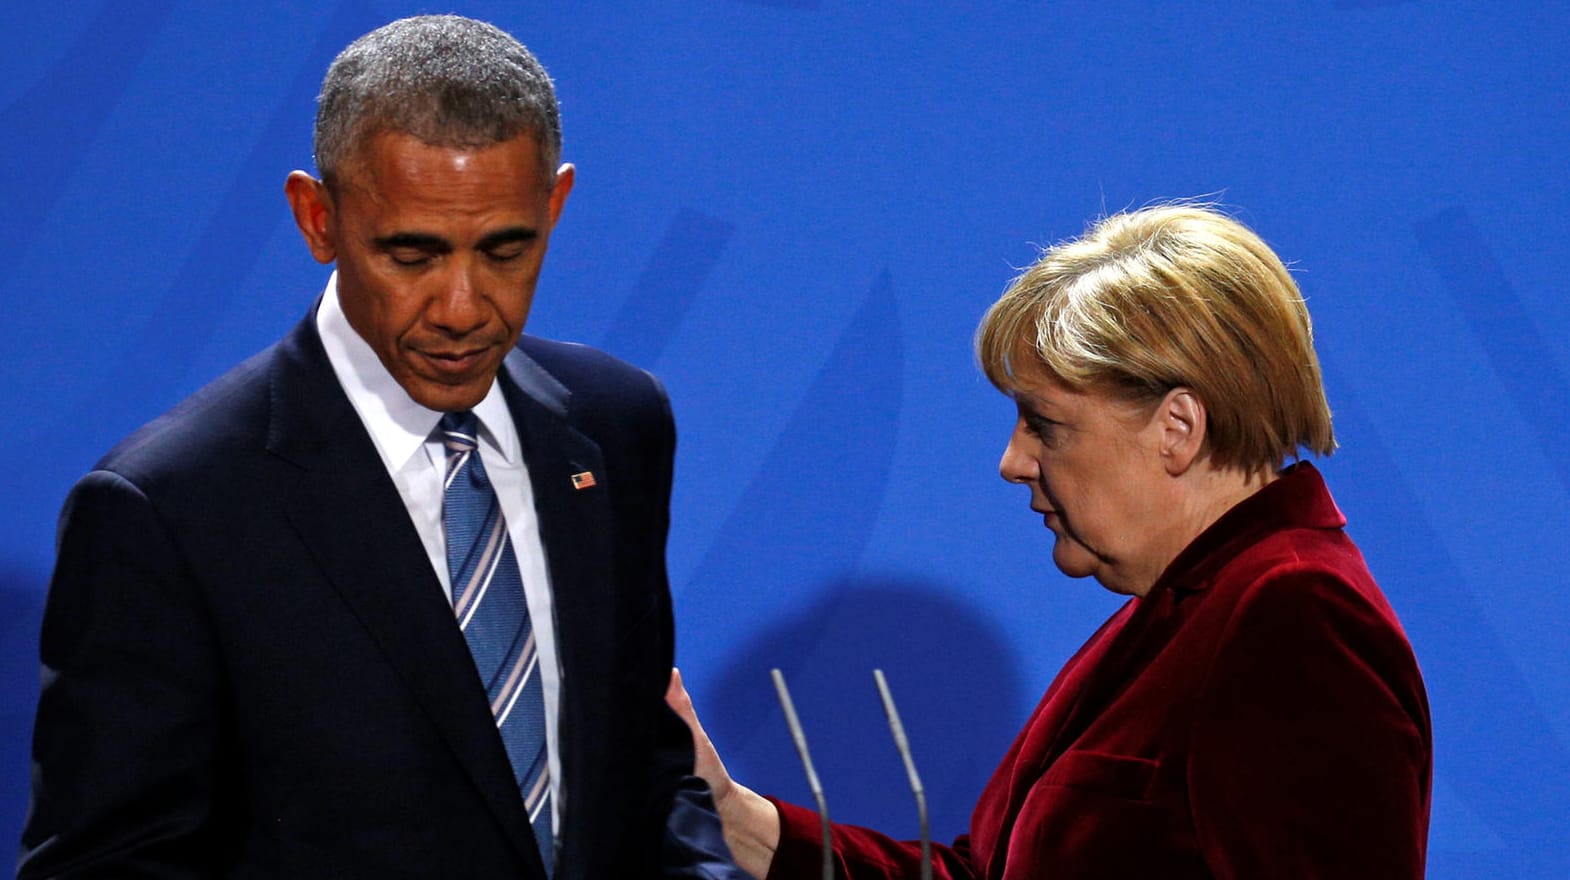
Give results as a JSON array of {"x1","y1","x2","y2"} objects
[{"x1": 21, "y1": 312, "x2": 727, "y2": 878}]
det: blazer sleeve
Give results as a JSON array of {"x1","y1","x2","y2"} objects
[
  {"x1": 763, "y1": 797, "x2": 980, "y2": 880},
  {"x1": 617, "y1": 369, "x2": 744, "y2": 879},
  {"x1": 1187, "y1": 566, "x2": 1431, "y2": 880},
  {"x1": 20, "y1": 469, "x2": 236, "y2": 879},
  {"x1": 661, "y1": 776, "x2": 753, "y2": 880}
]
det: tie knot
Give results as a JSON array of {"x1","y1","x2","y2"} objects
[{"x1": 439, "y1": 411, "x2": 479, "y2": 454}]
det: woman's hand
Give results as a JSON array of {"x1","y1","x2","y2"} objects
[{"x1": 667, "y1": 668, "x2": 783, "y2": 878}]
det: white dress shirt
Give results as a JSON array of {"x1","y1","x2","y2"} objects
[{"x1": 315, "y1": 273, "x2": 564, "y2": 831}]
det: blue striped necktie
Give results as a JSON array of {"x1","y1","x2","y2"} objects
[{"x1": 439, "y1": 411, "x2": 554, "y2": 874}]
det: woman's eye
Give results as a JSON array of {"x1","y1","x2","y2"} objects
[{"x1": 1025, "y1": 416, "x2": 1064, "y2": 445}]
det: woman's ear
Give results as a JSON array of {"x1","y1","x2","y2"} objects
[{"x1": 1156, "y1": 387, "x2": 1207, "y2": 476}]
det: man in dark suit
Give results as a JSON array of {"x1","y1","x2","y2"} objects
[{"x1": 20, "y1": 15, "x2": 734, "y2": 879}]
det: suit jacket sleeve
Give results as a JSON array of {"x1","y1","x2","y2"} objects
[
  {"x1": 575, "y1": 364, "x2": 739, "y2": 878},
  {"x1": 21, "y1": 469, "x2": 237, "y2": 878},
  {"x1": 628, "y1": 369, "x2": 690, "y2": 860},
  {"x1": 1187, "y1": 566, "x2": 1431, "y2": 879},
  {"x1": 630, "y1": 373, "x2": 745, "y2": 879}
]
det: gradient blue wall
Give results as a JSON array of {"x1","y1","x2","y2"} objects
[{"x1": 4, "y1": 2, "x2": 1567, "y2": 875}]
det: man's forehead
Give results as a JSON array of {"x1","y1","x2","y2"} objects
[
  {"x1": 333, "y1": 124, "x2": 549, "y2": 175},
  {"x1": 331, "y1": 133, "x2": 555, "y2": 205}
]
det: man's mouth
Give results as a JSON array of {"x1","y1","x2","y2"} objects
[{"x1": 415, "y1": 346, "x2": 490, "y2": 376}]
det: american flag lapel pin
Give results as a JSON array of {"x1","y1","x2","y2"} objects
[{"x1": 571, "y1": 471, "x2": 597, "y2": 490}]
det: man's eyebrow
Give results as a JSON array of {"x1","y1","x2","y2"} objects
[
  {"x1": 373, "y1": 232, "x2": 450, "y2": 252},
  {"x1": 476, "y1": 226, "x2": 539, "y2": 250}
]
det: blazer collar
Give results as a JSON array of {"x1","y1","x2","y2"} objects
[{"x1": 1152, "y1": 461, "x2": 1345, "y2": 596}]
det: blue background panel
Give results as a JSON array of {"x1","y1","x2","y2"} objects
[{"x1": 3, "y1": 2, "x2": 1567, "y2": 875}]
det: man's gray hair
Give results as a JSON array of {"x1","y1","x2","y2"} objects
[{"x1": 313, "y1": 15, "x2": 561, "y2": 185}]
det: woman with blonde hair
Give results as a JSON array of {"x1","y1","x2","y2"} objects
[{"x1": 669, "y1": 204, "x2": 1432, "y2": 879}]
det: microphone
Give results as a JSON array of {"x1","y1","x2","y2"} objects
[
  {"x1": 771, "y1": 668, "x2": 833, "y2": 880},
  {"x1": 873, "y1": 669, "x2": 932, "y2": 880}
]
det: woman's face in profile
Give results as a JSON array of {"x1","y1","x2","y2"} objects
[{"x1": 999, "y1": 369, "x2": 1175, "y2": 597}]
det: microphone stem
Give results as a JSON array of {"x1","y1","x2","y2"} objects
[
  {"x1": 874, "y1": 669, "x2": 931, "y2": 880},
  {"x1": 772, "y1": 669, "x2": 833, "y2": 880}
]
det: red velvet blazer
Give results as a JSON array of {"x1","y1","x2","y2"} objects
[{"x1": 768, "y1": 463, "x2": 1431, "y2": 879}]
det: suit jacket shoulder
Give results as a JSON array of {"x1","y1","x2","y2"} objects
[
  {"x1": 513, "y1": 335, "x2": 673, "y2": 438},
  {"x1": 95, "y1": 341, "x2": 278, "y2": 489}
]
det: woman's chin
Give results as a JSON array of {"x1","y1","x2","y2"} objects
[{"x1": 1050, "y1": 538, "x2": 1102, "y2": 581}]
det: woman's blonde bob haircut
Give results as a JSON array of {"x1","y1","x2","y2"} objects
[{"x1": 977, "y1": 204, "x2": 1335, "y2": 474}]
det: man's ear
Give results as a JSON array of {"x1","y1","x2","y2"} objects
[
  {"x1": 284, "y1": 171, "x2": 337, "y2": 265},
  {"x1": 547, "y1": 162, "x2": 575, "y2": 227},
  {"x1": 1156, "y1": 387, "x2": 1207, "y2": 476}
]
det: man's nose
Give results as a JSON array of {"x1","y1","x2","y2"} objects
[{"x1": 427, "y1": 265, "x2": 487, "y2": 335}]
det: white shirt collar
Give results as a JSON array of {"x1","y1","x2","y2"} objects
[{"x1": 315, "y1": 272, "x2": 519, "y2": 468}]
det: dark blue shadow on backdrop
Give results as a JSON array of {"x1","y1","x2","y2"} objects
[
  {"x1": 1321, "y1": 357, "x2": 1570, "y2": 878},
  {"x1": 8, "y1": 1, "x2": 390, "y2": 571},
  {"x1": 679, "y1": 268, "x2": 903, "y2": 633},
  {"x1": 68, "y1": 0, "x2": 379, "y2": 435},
  {"x1": 0, "y1": 569, "x2": 48, "y2": 853},
  {"x1": 600, "y1": 208, "x2": 734, "y2": 366},
  {"x1": 0, "y1": 0, "x2": 177, "y2": 272},
  {"x1": 705, "y1": 578, "x2": 1024, "y2": 843},
  {"x1": 1414, "y1": 207, "x2": 1570, "y2": 497}
]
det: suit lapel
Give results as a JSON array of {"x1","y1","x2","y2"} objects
[
  {"x1": 264, "y1": 317, "x2": 545, "y2": 875},
  {"x1": 498, "y1": 350, "x2": 617, "y2": 880},
  {"x1": 981, "y1": 594, "x2": 1179, "y2": 879}
]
